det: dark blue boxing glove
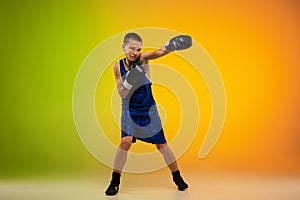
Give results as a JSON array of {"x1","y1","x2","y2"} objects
[
  {"x1": 122, "y1": 62, "x2": 146, "y2": 90},
  {"x1": 165, "y1": 35, "x2": 192, "y2": 52}
]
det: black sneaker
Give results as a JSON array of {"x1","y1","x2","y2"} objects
[
  {"x1": 105, "y1": 183, "x2": 119, "y2": 196},
  {"x1": 105, "y1": 172, "x2": 121, "y2": 196},
  {"x1": 173, "y1": 176, "x2": 189, "y2": 191},
  {"x1": 172, "y1": 170, "x2": 188, "y2": 191}
]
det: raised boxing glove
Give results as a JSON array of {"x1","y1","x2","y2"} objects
[{"x1": 165, "y1": 35, "x2": 192, "y2": 52}]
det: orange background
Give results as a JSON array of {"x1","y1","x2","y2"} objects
[{"x1": 95, "y1": 0, "x2": 300, "y2": 174}]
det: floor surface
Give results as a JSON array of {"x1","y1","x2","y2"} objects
[{"x1": 1, "y1": 171, "x2": 299, "y2": 200}]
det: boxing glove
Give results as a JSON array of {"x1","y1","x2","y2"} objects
[
  {"x1": 165, "y1": 35, "x2": 192, "y2": 52},
  {"x1": 122, "y1": 63, "x2": 145, "y2": 90}
]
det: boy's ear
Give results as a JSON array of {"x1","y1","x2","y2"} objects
[{"x1": 122, "y1": 44, "x2": 126, "y2": 52}]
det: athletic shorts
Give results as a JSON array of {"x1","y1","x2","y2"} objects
[{"x1": 121, "y1": 106, "x2": 166, "y2": 144}]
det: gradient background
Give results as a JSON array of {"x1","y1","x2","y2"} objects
[{"x1": 1, "y1": 0, "x2": 299, "y2": 199}]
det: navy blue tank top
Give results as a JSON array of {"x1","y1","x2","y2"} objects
[{"x1": 119, "y1": 58, "x2": 156, "y2": 116}]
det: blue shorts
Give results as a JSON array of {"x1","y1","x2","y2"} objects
[{"x1": 121, "y1": 106, "x2": 166, "y2": 144}]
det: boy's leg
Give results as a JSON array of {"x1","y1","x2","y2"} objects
[
  {"x1": 105, "y1": 136, "x2": 133, "y2": 196},
  {"x1": 113, "y1": 136, "x2": 133, "y2": 173},
  {"x1": 156, "y1": 144, "x2": 189, "y2": 191},
  {"x1": 156, "y1": 143, "x2": 178, "y2": 172}
]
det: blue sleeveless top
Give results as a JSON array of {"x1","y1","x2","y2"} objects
[{"x1": 119, "y1": 58, "x2": 156, "y2": 116}]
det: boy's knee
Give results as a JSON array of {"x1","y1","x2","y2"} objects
[
  {"x1": 120, "y1": 137, "x2": 133, "y2": 150},
  {"x1": 156, "y1": 143, "x2": 167, "y2": 150}
]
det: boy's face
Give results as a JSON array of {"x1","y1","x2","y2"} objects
[{"x1": 122, "y1": 39, "x2": 142, "y2": 62}]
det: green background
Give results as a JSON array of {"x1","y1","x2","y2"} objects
[{"x1": 0, "y1": 1, "x2": 108, "y2": 178}]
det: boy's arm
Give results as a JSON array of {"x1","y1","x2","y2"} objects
[
  {"x1": 140, "y1": 47, "x2": 169, "y2": 61},
  {"x1": 113, "y1": 62, "x2": 129, "y2": 98},
  {"x1": 113, "y1": 62, "x2": 146, "y2": 98},
  {"x1": 140, "y1": 35, "x2": 192, "y2": 62}
]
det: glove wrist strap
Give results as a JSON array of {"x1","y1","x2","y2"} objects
[{"x1": 123, "y1": 79, "x2": 132, "y2": 90}]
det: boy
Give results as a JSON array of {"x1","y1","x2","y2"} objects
[{"x1": 105, "y1": 32, "x2": 192, "y2": 196}]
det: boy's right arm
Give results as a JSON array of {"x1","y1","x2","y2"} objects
[{"x1": 113, "y1": 62, "x2": 129, "y2": 99}]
